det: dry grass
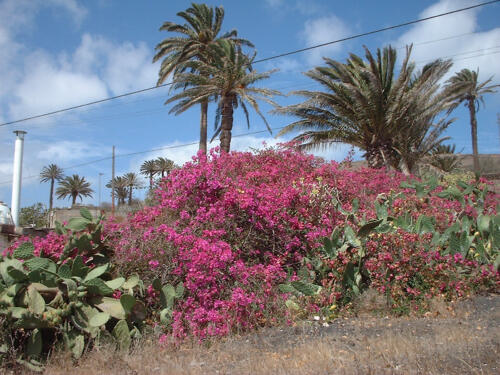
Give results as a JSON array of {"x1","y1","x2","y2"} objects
[{"x1": 33, "y1": 295, "x2": 499, "y2": 375}]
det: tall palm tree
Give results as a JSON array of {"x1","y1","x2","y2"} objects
[
  {"x1": 153, "y1": 3, "x2": 253, "y2": 154},
  {"x1": 155, "y1": 157, "x2": 176, "y2": 178},
  {"x1": 274, "y1": 45, "x2": 454, "y2": 173},
  {"x1": 123, "y1": 172, "x2": 143, "y2": 206},
  {"x1": 56, "y1": 175, "x2": 93, "y2": 206},
  {"x1": 106, "y1": 177, "x2": 128, "y2": 206},
  {"x1": 445, "y1": 69, "x2": 499, "y2": 173},
  {"x1": 166, "y1": 40, "x2": 280, "y2": 152},
  {"x1": 39, "y1": 164, "x2": 64, "y2": 212},
  {"x1": 140, "y1": 160, "x2": 157, "y2": 189}
]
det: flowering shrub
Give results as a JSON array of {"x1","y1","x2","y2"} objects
[
  {"x1": 3, "y1": 231, "x2": 67, "y2": 260},
  {"x1": 104, "y1": 145, "x2": 498, "y2": 340}
]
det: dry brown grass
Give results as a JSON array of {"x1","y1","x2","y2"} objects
[{"x1": 33, "y1": 295, "x2": 499, "y2": 375}]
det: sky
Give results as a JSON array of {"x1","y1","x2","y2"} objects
[{"x1": 0, "y1": 0, "x2": 499, "y2": 209}]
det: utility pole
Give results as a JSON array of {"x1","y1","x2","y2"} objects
[
  {"x1": 11, "y1": 130, "x2": 27, "y2": 227},
  {"x1": 98, "y1": 173, "x2": 104, "y2": 208},
  {"x1": 111, "y1": 146, "x2": 115, "y2": 216}
]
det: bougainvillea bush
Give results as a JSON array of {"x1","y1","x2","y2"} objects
[{"x1": 102, "y1": 145, "x2": 498, "y2": 340}]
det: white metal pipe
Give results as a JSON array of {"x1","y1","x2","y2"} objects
[{"x1": 11, "y1": 130, "x2": 26, "y2": 227}]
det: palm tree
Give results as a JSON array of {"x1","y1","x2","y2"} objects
[
  {"x1": 274, "y1": 45, "x2": 454, "y2": 173},
  {"x1": 155, "y1": 157, "x2": 176, "y2": 178},
  {"x1": 123, "y1": 172, "x2": 144, "y2": 206},
  {"x1": 39, "y1": 164, "x2": 64, "y2": 212},
  {"x1": 106, "y1": 177, "x2": 128, "y2": 206},
  {"x1": 140, "y1": 160, "x2": 157, "y2": 189},
  {"x1": 56, "y1": 175, "x2": 93, "y2": 206},
  {"x1": 429, "y1": 144, "x2": 461, "y2": 173},
  {"x1": 166, "y1": 40, "x2": 280, "y2": 152},
  {"x1": 153, "y1": 3, "x2": 253, "y2": 154},
  {"x1": 445, "y1": 69, "x2": 499, "y2": 173}
]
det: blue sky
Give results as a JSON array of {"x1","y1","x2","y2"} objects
[{"x1": 0, "y1": 0, "x2": 499, "y2": 209}]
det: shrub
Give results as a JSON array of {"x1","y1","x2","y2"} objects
[{"x1": 106, "y1": 146, "x2": 498, "y2": 340}]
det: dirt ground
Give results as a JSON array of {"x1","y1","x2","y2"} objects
[{"x1": 34, "y1": 293, "x2": 500, "y2": 375}]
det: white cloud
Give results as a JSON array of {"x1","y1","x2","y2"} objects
[
  {"x1": 396, "y1": 0, "x2": 500, "y2": 80},
  {"x1": 0, "y1": 0, "x2": 158, "y2": 125},
  {"x1": 265, "y1": 0, "x2": 323, "y2": 16},
  {"x1": 265, "y1": 57, "x2": 302, "y2": 74},
  {"x1": 301, "y1": 14, "x2": 351, "y2": 66},
  {"x1": 46, "y1": 0, "x2": 87, "y2": 24},
  {"x1": 8, "y1": 51, "x2": 108, "y2": 119},
  {"x1": 73, "y1": 34, "x2": 159, "y2": 95}
]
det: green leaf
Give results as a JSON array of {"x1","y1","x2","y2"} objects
[
  {"x1": 57, "y1": 264, "x2": 72, "y2": 279},
  {"x1": 159, "y1": 308, "x2": 172, "y2": 326},
  {"x1": 175, "y1": 282, "x2": 185, "y2": 298},
  {"x1": 494, "y1": 254, "x2": 500, "y2": 271},
  {"x1": 24, "y1": 257, "x2": 50, "y2": 272},
  {"x1": 129, "y1": 300, "x2": 146, "y2": 323},
  {"x1": 357, "y1": 219, "x2": 383, "y2": 237},
  {"x1": 122, "y1": 274, "x2": 139, "y2": 290},
  {"x1": 26, "y1": 329, "x2": 42, "y2": 359},
  {"x1": 120, "y1": 294, "x2": 136, "y2": 315},
  {"x1": 94, "y1": 296, "x2": 126, "y2": 320},
  {"x1": 112, "y1": 320, "x2": 131, "y2": 352},
  {"x1": 54, "y1": 221, "x2": 66, "y2": 235},
  {"x1": 84, "y1": 278, "x2": 114, "y2": 296},
  {"x1": 160, "y1": 284, "x2": 176, "y2": 309},
  {"x1": 105, "y1": 277, "x2": 125, "y2": 290},
  {"x1": 290, "y1": 280, "x2": 321, "y2": 296},
  {"x1": 351, "y1": 198, "x2": 359, "y2": 213},
  {"x1": 344, "y1": 225, "x2": 360, "y2": 247},
  {"x1": 0, "y1": 259, "x2": 23, "y2": 286},
  {"x1": 67, "y1": 217, "x2": 90, "y2": 232},
  {"x1": 13, "y1": 242, "x2": 35, "y2": 260},
  {"x1": 10, "y1": 306, "x2": 28, "y2": 319},
  {"x1": 374, "y1": 201, "x2": 388, "y2": 219},
  {"x1": 80, "y1": 207, "x2": 93, "y2": 221},
  {"x1": 152, "y1": 278, "x2": 162, "y2": 291},
  {"x1": 71, "y1": 256, "x2": 88, "y2": 278},
  {"x1": 278, "y1": 283, "x2": 296, "y2": 294},
  {"x1": 89, "y1": 312, "x2": 110, "y2": 327},
  {"x1": 285, "y1": 299, "x2": 300, "y2": 311},
  {"x1": 74, "y1": 235, "x2": 92, "y2": 252},
  {"x1": 477, "y1": 215, "x2": 491, "y2": 234},
  {"x1": 71, "y1": 334, "x2": 85, "y2": 359},
  {"x1": 375, "y1": 223, "x2": 392, "y2": 234},
  {"x1": 16, "y1": 358, "x2": 44, "y2": 373},
  {"x1": 415, "y1": 215, "x2": 434, "y2": 234},
  {"x1": 15, "y1": 316, "x2": 50, "y2": 329},
  {"x1": 83, "y1": 264, "x2": 109, "y2": 282},
  {"x1": 27, "y1": 287, "x2": 45, "y2": 315},
  {"x1": 7, "y1": 267, "x2": 27, "y2": 282}
]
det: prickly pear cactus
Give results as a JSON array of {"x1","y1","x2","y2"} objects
[{"x1": 0, "y1": 209, "x2": 147, "y2": 371}]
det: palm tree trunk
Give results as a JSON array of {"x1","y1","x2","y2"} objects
[
  {"x1": 72, "y1": 194, "x2": 77, "y2": 206},
  {"x1": 149, "y1": 173, "x2": 153, "y2": 189},
  {"x1": 49, "y1": 179, "x2": 54, "y2": 211},
  {"x1": 220, "y1": 96, "x2": 234, "y2": 153},
  {"x1": 468, "y1": 98, "x2": 480, "y2": 174},
  {"x1": 199, "y1": 100, "x2": 208, "y2": 154},
  {"x1": 128, "y1": 187, "x2": 132, "y2": 206}
]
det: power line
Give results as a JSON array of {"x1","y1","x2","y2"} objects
[
  {"x1": 0, "y1": 0, "x2": 498, "y2": 128},
  {"x1": 0, "y1": 126, "x2": 288, "y2": 186}
]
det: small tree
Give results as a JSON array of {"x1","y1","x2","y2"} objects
[{"x1": 19, "y1": 203, "x2": 48, "y2": 228}]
